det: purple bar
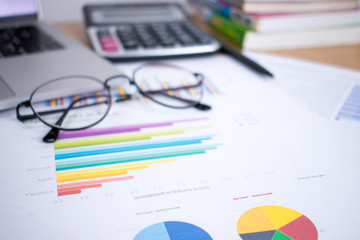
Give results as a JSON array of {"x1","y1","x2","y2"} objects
[
  {"x1": 57, "y1": 118, "x2": 209, "y2": 139},
  {"x1": 340, "y1": 107, "x2": 360, "y2": 114},
  {"x1": 337, "y1": 112, "x2": 360, "y2": 120}
]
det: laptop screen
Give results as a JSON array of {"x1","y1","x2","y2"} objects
[{"x1": 0, "y1": 0, "x2": 37, "y2": 19}]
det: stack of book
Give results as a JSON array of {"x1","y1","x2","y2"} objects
[{"x1": 189, "y1": 0, "x2": 360, "y2": 50}]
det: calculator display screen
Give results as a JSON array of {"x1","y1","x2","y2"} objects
[{"x1": 90, "y1": 5, "x2": 185, "y2": 24}]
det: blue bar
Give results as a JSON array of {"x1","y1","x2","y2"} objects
[
  {"x1": 340, "y1": 105, "x2": 360, "y2": 111},
  {"x1": 339, "y1": 109, "x2": 360, "y2": 116},
  {"x1": 56, "y1": 143, "x2": 221, "y2": 167},
  {"x1": 55, "y1": 135, "x2": 214, "y2": 160},
  {"x1": 337, "y1": 115, "x2": 360, "y2": 122}
]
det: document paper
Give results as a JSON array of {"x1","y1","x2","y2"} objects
[{"x1": 1, "y1": 52, "x2": 360, "y2": 239}]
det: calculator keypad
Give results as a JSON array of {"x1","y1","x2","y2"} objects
[{"x1": 97, "y1": 21, "x2": 215, "y2": 52}]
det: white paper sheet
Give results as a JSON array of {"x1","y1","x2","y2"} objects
[{"x1": 1, "y1": 52, "x2": 359, "y2": 239}]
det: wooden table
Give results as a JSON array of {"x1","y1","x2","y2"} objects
[{"x1": 54, "y1": 21, "x2": 360, "y2": 71}]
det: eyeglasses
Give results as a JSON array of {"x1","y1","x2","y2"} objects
[{"x1": 16, "y1": 62, "x2": 211, "y2": 143}]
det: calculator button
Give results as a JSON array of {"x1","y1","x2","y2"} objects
[
  {"x1": 182, "y1": 22, "x2": 215, "y2": 45},
  {"x1": 122, "y1": 40, "x2": 138, "y2": 49},
  {"x1": 160, "y1": 39, "x2": 175, "y2": 47},
  {"x1": 177, "y1": 35, "x2": 195, "y2": 46},
  {"x1": 116, "y1": 26, "x2": 140, "y2": 49},
  {"x1": 134, "y1": 23, "x2": 160, "y2": 48},
  {"x1": 97, "y1": 30, "x2": 118, "y2": 52}
]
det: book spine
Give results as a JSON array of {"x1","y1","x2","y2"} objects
[
  {"x1": 218, "y1": 0, "x2": 243, "y2": 9},
  {"x1": 206, "y1": 0, "x2": 256, "y2": 29},
  {"x1": 207, "y1": 12, "x2": 250, "y2": 47}
]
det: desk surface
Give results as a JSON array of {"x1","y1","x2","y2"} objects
[{"x1": 54, "y1": 21, "x2": 360, "y2": 71}]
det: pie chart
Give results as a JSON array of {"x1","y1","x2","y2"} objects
[
  {"x1": 134, "y1": 221, "x2": 213, "y2": 240},
  {"x1": 237, "y1": 205, "x2": 318, "y2": 240}
]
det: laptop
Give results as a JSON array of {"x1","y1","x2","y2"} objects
[{"x1": 0, "y1": 0, "x2": 120, "y2": 111}]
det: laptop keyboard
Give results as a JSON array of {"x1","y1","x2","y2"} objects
[{"x1": 0, "y1": 25, "x2": 63, "y2": 58}]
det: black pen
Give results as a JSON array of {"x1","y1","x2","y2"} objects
[{"x1": 219, "y1": 40, "x2": 274, "y2": 78}]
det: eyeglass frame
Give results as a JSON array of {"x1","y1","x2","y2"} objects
[{"x1": 16, "y1": 62, "x2": 211, "y2": 143}]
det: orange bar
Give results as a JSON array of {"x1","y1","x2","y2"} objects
[
  {"x1": 117, "y1": 86, "x2": 127, "y2": 100},
  {"x1": 50, "y1": 99, "x2": 56, "y2": 107},
  {"x1": 182, "y1": 82, "x2": 196, "y2": 96},
  {"x1": 162, "y1": 82, "x2": 174, "y2": 96}
]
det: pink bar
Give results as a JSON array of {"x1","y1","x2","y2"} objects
[
  {"x1": 57, "y1": 176, "x2": 134, "y2": 189},
  {"x1": 58, "y1": 118, "x2": 209, "y2": 139}
]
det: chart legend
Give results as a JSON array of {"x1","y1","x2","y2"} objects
[
  {"x1": 237, "y1": 205, "x2": 317, "y2": 240},
  {"x1": 134, "y1": 221, "x2": 213, "y2": 240}
]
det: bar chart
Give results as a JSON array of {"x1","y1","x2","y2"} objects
[
  {"x1": 54, "y1": 118, "x2": 220, "y2": 196},
  {"x1": 336, "y1": 84, "x2": 360, "y2": 122}
]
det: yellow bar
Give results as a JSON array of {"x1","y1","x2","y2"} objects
[
  {"x1": 57, "y1": 167, "x2": 144, "y2": 183},
  {"x1": 50, "y1": 99, "x2": 56, "y2": 107},
  {"x1": 54, "y1": 126, "x2": 211, "y2": 150},
  {"x1": 182, "y1": 82, "x2": 196, "y2": 96},
  {"x1": 55, "y1": 129, "x2": 184, "y2": 149},
  {"x1": 57, "y1": 159, "x2": 176, "y2": 177},
  {"x1": 162, "y1": 82, "x2": 173, "y2": 96}
]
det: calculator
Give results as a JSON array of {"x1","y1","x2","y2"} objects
[{"x1": 83, "y1": 2, "x2": 221, "y2": 61}]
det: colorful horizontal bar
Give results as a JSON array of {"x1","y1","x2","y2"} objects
[
  {"x1": 57, "y1": 118, "x2": 209, "y2": 139},
  {"x1": 56, "y1": 144, "x2": 220, "y2": 171},
  {"x1": 57, "y1": 159, "x2": 176, "y2": 183},
  {"x1": 55, "y1": 135, "x2": 214, "y2": 160},
  {"x1": 55, "y1": 134, "x2": 214, "y2": 155},
  {"x1": 56, "y1": 144, "x2": 219, "y2": 168},
  {"x1": 58, "y1": 189, "x2": 82, "y2": 196},
  {"x1": 57, "y1": 167, "x2": 139, "y2": 183},
  {"x1": 342, "y1": 103, "x2": 360, "y2": 109},
  {"x1": 58, "y1": 183, "x2": 102, "y2": 193},
  {"x1": 337, "y1": 114, "x2": 360, "y2": 121},
  {"x1": 339, "y1": 106, "x2": 360, "y2": 113},
  {"x1": 203, "y1": 79, "x2": 219, "y2": 96},
  {"x1": 57, "y1": 176, "x2": 134, "y2": 189},
  {"x1": 336, "y1": 85, "x2": 360, "y2": 122},
  {"x1": 57, "y1": 159, "x2": 176, "y2": 177},
  {"x1": 338, "y1": 110, "x2": 360, "y2": 116},
  {"x1": 54, "y1": 125, "x2": 212, "y2": 150}
]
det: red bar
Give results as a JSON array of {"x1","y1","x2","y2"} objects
[
  {"x1": 58, "y1": 183, "x2": 102, "y2": 193},
  {"x1": 58, "y1": 189, "x2": 82, "y2": 196}
]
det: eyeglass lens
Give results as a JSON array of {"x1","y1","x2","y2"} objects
[
  {"x1": 27, "y1": 64, "x2": 207, "y2": 133},
  {"x1": 30, "y1": 76, "x2": 111, "y2": 130},
  {"x1": 133, "y1": 63, "x2": 204, "y2": 109}
]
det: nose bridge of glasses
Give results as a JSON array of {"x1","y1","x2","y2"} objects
[
  {"x1": 105, "y1": 74, "x2": 133, "y2": 85},
  {"x1": 105, "y1": 74, "x2": 137, "y2": 101}
]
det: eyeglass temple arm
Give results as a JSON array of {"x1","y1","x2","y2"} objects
[
  {"x1": 150, "y1": 92, "x2": 211, "y2": 111},
  {"x1": 16, "y1": 101, "x2": 38, "y2": 121},
  {"x1": 42, "y1": 97, "x2": 82, "y2": 143},
  {"x1": 42, "y1": 94, "x2": 116, "y2": 143}
]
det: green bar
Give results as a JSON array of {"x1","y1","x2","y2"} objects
[
  {"x1": 56, "y1": 144, "x2": 220, "y2": 171},
  {"x1": 54, "y1": 126, "x2": 212, "y2": 150}
]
